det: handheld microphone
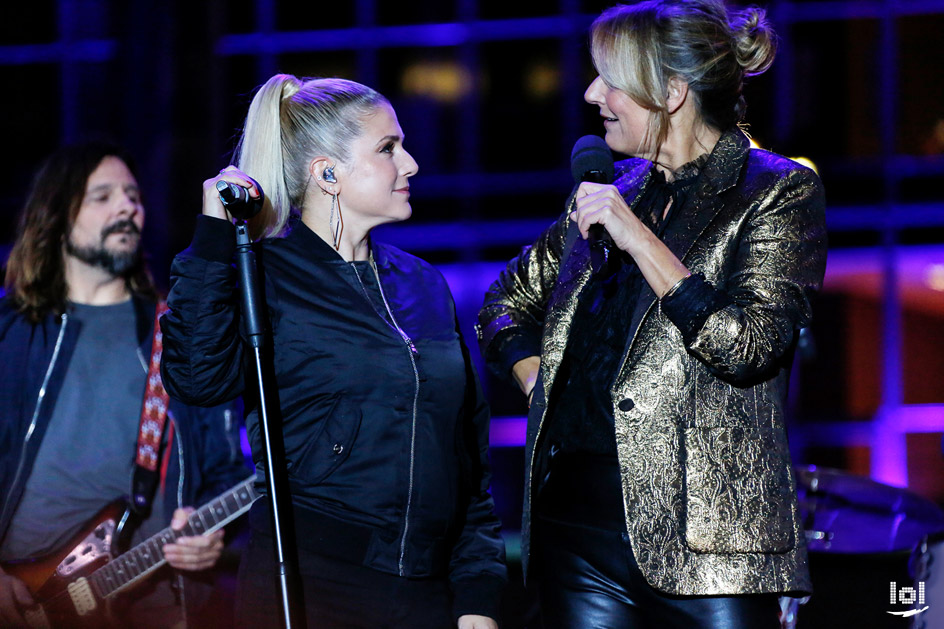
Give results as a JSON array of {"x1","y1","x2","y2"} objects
[
  {"x1": 216, "y1": 179, "x2": 265, "y2": 221},
  {"x1": 570, "y1": 135, "x2": 615, "y2": 275}
]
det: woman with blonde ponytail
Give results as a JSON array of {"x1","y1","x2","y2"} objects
[
  {"x1": 160, "y1": 75, "x2": 506, "y2": 629},
  {"x1": 479, "y1": 1, "x2": 826, "y2": 627}
]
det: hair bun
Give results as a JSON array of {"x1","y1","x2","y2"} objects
[{"x1": 731, "y1": 6, "x2": 777, "y2": 76}]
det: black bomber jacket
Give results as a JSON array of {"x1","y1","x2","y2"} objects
[{"x1": 160, "y1": 216, "x2": 506, "y2": 622}]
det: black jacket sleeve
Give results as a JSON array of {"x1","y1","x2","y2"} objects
[
  {"x1": 449, "y1": 323, "x2": 508, "y2": 623},
  {"x1": 161, "y1": 215, "x2": 247, "y2": 407}
]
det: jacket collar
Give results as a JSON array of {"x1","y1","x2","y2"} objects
[
  {"x1": 614, "y1": 128, "x2": 750, "y2": 262},
  {"x1": 614, "y1": 128, "x2": 750, "y2": 367},
  {"x1": 613, "y1": 159, "x2": 654, "y2": 214},
  {"x1": 658, "y1": 128, "x2": 750, "y2": 266},
  {"x1": 285, "y1": 218, "x2": 345, "y2": 261},
  {"x1": 286, "y1": 217, "x2": 391, "y2": 270}
]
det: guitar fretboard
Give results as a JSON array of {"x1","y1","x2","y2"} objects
[{"x1": 86, "y1": 475, "x2": 259, "y2": 599}]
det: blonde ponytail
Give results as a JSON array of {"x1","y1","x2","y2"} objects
[{"x1": 236, "y1": 74, "x2": 298, "y2": 239}]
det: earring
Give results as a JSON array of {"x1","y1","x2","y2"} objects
[
  {"x1": 323, "y1": 166, "x2": 337, "y2": 183},
  {"x1": 329, "y1": 193, "x2": 343, "y2": 250}
]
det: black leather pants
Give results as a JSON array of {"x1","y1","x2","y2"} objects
[
  {"x1": 535, "y1": 517, "x2": 781, "y2": 629},
  {"x1": 534, "y1": 453, "x2": 781, "y2": 629}
]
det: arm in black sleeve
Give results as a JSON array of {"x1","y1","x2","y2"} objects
[
  {"x1": 659, "y1": 273, "x2": 733, "y2": 346},
  {"x1": 449, "y1": 324, "x2": 508, "y2": 623},
  {"x1": 160, "y1": 215, "x2": 247, "y2": 406}
]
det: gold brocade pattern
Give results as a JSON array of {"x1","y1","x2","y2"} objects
[{"x1": 479, "y1": 129, "x2": 827, "y2": 595}]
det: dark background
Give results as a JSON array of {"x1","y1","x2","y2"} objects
[{"x1": 3, "y1": 1, "x2": 944, "y2": 624}]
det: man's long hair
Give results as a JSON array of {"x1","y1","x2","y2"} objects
[{"x1": 4, "y1": 142, "x2": 157, "y2": 323}]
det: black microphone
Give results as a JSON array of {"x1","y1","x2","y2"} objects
[
  {"x1": 216, "y1": 179, "x2": 265, "y2": 221},
  {"x1": 216, "y1": 178, "x2": 266, "y2": 347},
  {"x1": 570, "y1": 135, "x2": 615, "y2": 275}
]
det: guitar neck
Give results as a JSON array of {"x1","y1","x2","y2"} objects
[{"x1": 87, "y1": 475, "x2": 260, "y2": 599}]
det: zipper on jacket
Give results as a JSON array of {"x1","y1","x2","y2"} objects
[
  {"x1": 224, "y1": 408, "x2": 239, "y2": 465},
  {"x1": 175, "y1": 416, "x2": 185, "y2": 511},
  {"x1": 350, "y1": 257, "x2": 421, "y2": 576},
  {"x1": 370, "y1": 261, "x2": 420, "y2": 577},
  {"x1": 0, "y1": 313, "x2": 69, "y2": 528}
]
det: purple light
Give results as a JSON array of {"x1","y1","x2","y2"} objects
[{"x1": 489, "y1": 416, "x2": 527, "y2": 448}]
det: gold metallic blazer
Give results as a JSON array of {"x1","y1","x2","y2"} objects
[{"x1": 478, "y1": 129, "x2": 827, "y2": 596}]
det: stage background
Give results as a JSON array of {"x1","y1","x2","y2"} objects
[{"x1": 3, "y1": 1, "x2": 944, "y2": 625}]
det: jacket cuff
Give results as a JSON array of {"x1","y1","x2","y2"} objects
[
  {"x1": 451, "y1": 574, "x2": 505, "y2": 624},
  {"x1": 660, "y1": 274, "x2": 733, "y2": 345},
  {"x1": 186, "y1": 214, "x2": 237, "y2": 263},
  {"x1": 486, "y1": 326, "x2": 542, "y2": 381}
]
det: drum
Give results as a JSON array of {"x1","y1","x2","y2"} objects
[
  {"x1": 795, "y1": 465, "x2": 944, "y2": 553},
  {"x1": 793, "y1": 465, "x2": 944, "y2": 628}
]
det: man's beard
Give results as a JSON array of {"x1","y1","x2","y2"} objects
[{"x1": 65, "y1": 219, "x2": 143, "y2": 277}]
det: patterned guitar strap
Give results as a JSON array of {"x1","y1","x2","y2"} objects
[{"x1": 131, "y1": 301, "x2": 171, "y2": 517}]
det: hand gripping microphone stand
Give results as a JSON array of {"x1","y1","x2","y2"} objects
[{"x1": 217, "y1": 180, "x2": 298, "y2": 629}]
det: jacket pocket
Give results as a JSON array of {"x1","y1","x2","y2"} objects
[
  {"x1": 288, "y1": 395, "x2": 362, "y2": 485},
  {"x1": 682, "y1": 425, "x2": 796, "y2": 554}
]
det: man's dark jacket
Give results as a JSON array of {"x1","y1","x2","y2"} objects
[{"x1": 0, "y1": 294, "x2": 248, "y2": 562}]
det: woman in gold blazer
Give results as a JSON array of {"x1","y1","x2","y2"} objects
[{"x1": 478, "y1": 2, "x2": 827, "y2": 627}]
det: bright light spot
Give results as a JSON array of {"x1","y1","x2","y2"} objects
[
  {"x1": 792, "y1": 156, "x2": 819, "y2": 175},
  {"x1": 746, "y1": 138, "x2": 819, "y2": 174},
  {"x1": 926, "y1": 264, "x2": 944, "y2": 291},
  {"x1": 526, "y1": 63, "x2": 560, "y2": 99},
  {"x1": 926, "y1": 119, "x2": 944, "y2": 154},
  {"x1": 401, "y1": 62, "x2": 472, "y2": 103}
]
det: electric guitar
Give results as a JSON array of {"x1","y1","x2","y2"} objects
[{"x1": 3, "y1": 475, "x2": 260, "y2": 628}]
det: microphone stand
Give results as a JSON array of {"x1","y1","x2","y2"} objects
[{"x1": 234, "y1": 220, "x2": 298, "y2": 629}]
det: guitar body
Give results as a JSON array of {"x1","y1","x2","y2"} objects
[
  {"x1": 2, "y1": 476, "x2": 259, "y2": 629},
  {"x1": 4, "y1": 500, "x2": 134, "y2": 628}
]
